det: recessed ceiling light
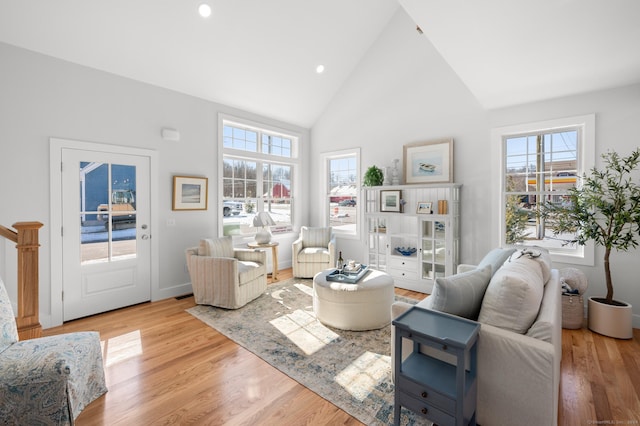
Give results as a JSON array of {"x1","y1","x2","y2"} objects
[
  {"x1": 198, "y1": 3, "x2": 212, "y2": 18},
  {"x1": 316, "y1": 65, "x2": 325, "y2": 74}
]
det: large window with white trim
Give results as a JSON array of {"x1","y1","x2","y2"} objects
[
  {"x1": 498, "y1": 115, "x2": 595, "y2": 264},
  {"x1": 221, "y1": 120, "x2": 297, "y2": 237},
  {"x1": 324, "y1": 149, "x2": 360, "y2": 237}
]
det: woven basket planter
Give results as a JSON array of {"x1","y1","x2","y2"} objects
[{"x1": 562, "y1": 294, "x2": 584, "y2": 329}]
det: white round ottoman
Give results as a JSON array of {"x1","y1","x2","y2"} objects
[{"x1": 313, "y1": 269, "x2": 395, "y2": 331}]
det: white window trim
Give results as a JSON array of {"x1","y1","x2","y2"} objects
[
  {"x1": 321, "y1": 148, "x2": 361, "y2": 240},
  {"x1": 491, "y1": 114, "x2": 596, "y2": 266},
  {"x1": 218, "y1": 113, "x2": 301, "y2": 240}
]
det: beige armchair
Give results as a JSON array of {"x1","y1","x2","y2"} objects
[
  {"x1": 186, "y1": 236, "x2": 267, "y2": 309},
  {"x1": 292, "y1": 226, "x2": 336, "y2": 278}
]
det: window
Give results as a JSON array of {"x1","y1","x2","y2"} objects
[
  {"x1": 323, "y1": 149, "x2": 360, "y2": 237},
  {"x1": 496, "y1": 115, "x2": 595, "y2": 264},
  {"x1": 220, "y1": 118, "x2": 297, "y2": 237}
]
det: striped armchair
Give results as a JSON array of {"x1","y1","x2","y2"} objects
[
  {"x1": 185, "y1": 236, "x2": 267, "y2": 309},
  {"x1": 292, "y1": 226, "x2": 336, "y2": 278}
]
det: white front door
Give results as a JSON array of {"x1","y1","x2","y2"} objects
[{"x1": 61, "y1": 148, "x2": 151, "y2": 321}]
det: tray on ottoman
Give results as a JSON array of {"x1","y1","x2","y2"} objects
[{"x1": 326, "y1": 265, "x2": 369, "y2": 283}]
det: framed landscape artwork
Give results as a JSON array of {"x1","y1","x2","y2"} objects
[
  {"x1": 403, "y1": 138, "x2": 453, "y2": 184},
  {"x1": 173, "y1": 176, "x2": 208, "y2": 210},
  {"x1": 380, "y1": 190, "x2": 402, "y2": 212}
]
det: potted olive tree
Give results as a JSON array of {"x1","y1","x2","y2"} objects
[{"x1": 542, "y1": 148, "x2": 640, "y2": 338}]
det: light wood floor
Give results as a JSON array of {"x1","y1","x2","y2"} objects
[{"x1": 44, "y1": 268, "x2": 640, "y2": 425}]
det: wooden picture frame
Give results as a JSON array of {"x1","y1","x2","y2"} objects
[
  {"x1": 416, "y1": 201, "x2": 432, "y2": 214},
  {"x1": 403, "y1": 138, "x2": 453, "y2": 184},
  {"x1": 172, "y1": 176, "x2": 208, "y2": 210},
  {"x1": 380, "y1": 190, "x2": 402, "y2": 212}
]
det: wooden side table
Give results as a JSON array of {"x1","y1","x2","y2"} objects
[{"x1": 247, "y1": 241, "x2": 279, "y2": 281}]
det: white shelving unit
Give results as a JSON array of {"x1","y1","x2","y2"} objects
[{"x1": 363, "y1": 183, "x2": 461, "y2": 293}]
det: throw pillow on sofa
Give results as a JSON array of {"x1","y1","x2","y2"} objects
[
  {"x1": 427, "y1": 265, "x2": 492, "y2": 320},
  {"x1": 478, "y1": 256, "x2": 544, "y2": 334},
  {"x1": 476, "y1": 247, "x2": 516, "y2": 277},
  {"x1": 509, "y1": 246, "x2": 553, "y2": 284}
]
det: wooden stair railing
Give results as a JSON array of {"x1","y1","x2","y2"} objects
[{"x1": 0, "y1": 221, "x2": 44, "y2": 340}]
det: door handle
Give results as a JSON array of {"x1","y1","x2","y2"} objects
[{"x1": 141, "y1": 234, "x2": 150, "y2": 240}]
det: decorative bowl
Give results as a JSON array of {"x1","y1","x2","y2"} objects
[{"x1": 395, "y1": 247, "x2": 417, "y2": 256}]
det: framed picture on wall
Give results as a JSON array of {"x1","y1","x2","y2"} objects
[
  {"x1": 172, "y1": 175, "x2": 208, "y2": 210},
  {"x1": 403, "y1": 138, "x2": 453, "y2": 184},
  {"x1": 416, "y1": 201, "x2": 432, "y2": 214},
  {"x1": 380, "y1": 190, "x2": 402, "y2": 212}
]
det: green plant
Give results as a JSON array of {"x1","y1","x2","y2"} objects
[
  {"x1": 541, "y1": 148, "x2": 640, "y2": 305},
  {"x1": 363, "y1": 165, "x2": 384, "y2": 186},
  {"x1": 504, "y1": 176, "x2": 529, "y2": 244}
]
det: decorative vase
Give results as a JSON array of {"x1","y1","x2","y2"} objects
[
  {"x1": 391, "y1": 159, "x2": 400, "y2": 185},
  {"x1": 587, "y1": 296, "x2": 633, "y2": 339},
  {"x1": 383, "y1": 167, "x2": 391, "y2": 186}
]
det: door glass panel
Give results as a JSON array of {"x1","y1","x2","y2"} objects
[
  {"x1": 79, "y1": 162, "x2": 137, "y2": 265},
  {"x1": 80, "y1": 214, "x2": 108, "y2": 264}
]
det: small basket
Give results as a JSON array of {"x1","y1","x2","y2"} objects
[{"x1": 562, "y1": 294, "x2": 584, "y2": 329}]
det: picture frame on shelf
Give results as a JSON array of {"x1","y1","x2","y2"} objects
[
  {"x1": 172, "y1": 175, "x2": 208, "y2": 210},
  {"x1": 403, "y1": 138, "x2": 453, "y2": 184},
  {"x1": 416, "y1": 201, "x2": 432, "y2": 214},
  {"x1": 380, "y1": 190, "x2": 402, "y2": 212}
]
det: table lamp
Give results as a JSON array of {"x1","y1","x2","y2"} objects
[{"x1": 253, "y1": 211, "x2": 276, "y2": 244}]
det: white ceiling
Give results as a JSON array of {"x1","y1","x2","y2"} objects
[{"x1": 1, "y1": 0, "x2": 639, "y2": 128}]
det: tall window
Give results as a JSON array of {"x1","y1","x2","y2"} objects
[
  {"x1": 498, "y1": 115, "x2": 594, "y2": 263},
  {"x1": 324, "y1": 149, "x2": 360, "y2": 237},
  {"x1": 221, "y1": 119, "x2": 297, "y2": 237}
]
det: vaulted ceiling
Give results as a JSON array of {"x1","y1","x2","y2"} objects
[{"x1": 1, "y1": 0, "x2": 639, "y2": 128}]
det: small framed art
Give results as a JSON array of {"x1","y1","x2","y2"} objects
[
  {"x1": 380, "y1": 190, "x2": 402, "y2": 212},
  {"x1": 416, "y1": 202, "x2": 432, "y2": 214},
  {"x1": 172, "y1": 176, "x2": 208, "y2": 210}
]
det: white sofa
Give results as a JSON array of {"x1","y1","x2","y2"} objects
[{"x1": 392, "y1": 247, "x2": 562, "y2": 426}]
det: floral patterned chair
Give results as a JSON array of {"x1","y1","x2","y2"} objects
[{"x1": 0, "y1": 277, "x2": 107, "y2": 425}]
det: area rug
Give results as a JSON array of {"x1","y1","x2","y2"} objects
[{"x1": 187, "y1": 278, "x2": 431, "y2": 425}]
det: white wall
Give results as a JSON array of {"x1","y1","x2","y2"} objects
[
  {"x1": 311, "y1": 9, "x2": 491, "y2": 264},
  {"x1": 489, "y1": 83, "x2": 640, "y2": 327},
  {"x1": 0, "y1": 42, "x2": 309, "y2": 327},
  {"x1": 311, "y1": 8, "x2": 640, "y2": 327}
]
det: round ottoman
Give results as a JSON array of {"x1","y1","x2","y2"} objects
[{"x1": 313, "y1": 268, "x2": 395, "y2": 331}]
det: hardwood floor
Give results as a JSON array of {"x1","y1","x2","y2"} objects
[{"x1": 44, "y1": 269, "x2": 640, "y2": 425}]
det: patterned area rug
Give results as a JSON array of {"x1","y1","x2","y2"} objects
[{"x1": 187, "y1": 278, "x2": 431, "y2": 426}]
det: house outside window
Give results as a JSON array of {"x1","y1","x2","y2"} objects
[
  {"x1": 221, "y1": 118, "x2": 297, "y2": 237},
  {"x1": 495, "y1": 115, "x2": 595, "y2": 264},
  {"x1": 323, "y1": 149, "x2": 360, "y2": 237}
]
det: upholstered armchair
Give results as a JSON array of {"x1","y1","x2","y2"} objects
[
  {"x1": 185, "y1": 236, "x2": 267, "y2": 309},
  {"x1": 0, "y1": 277, "x2": 107, "y2": 424},
  {"x1": 292, "y1": 226, "x2": 336, "y2": 278}
]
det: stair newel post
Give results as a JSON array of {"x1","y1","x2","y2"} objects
[{"x1": 13, "y1": 221, "x2": 44, "y2": 340}]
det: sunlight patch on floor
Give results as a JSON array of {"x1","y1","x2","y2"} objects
[
  {"x1": 270, "y1": 309, "x2": 339, "y2": 355},
  {"x1": 101, "y1": 330, "x2": 143, "y2": 367},
  {"x1": 335, "y1": 351, "x2": 391, "y2": 401},
  {"x1": 293, "y1": 282, "x2": 313, "y2": 296}
]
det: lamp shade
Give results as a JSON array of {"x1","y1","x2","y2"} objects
[
  {"x1": 253, "y1": 211, "x2": 275, "y2": 244},
  {"x1": 253, "y1": 211, "x2": 276, "y2": 227}
]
